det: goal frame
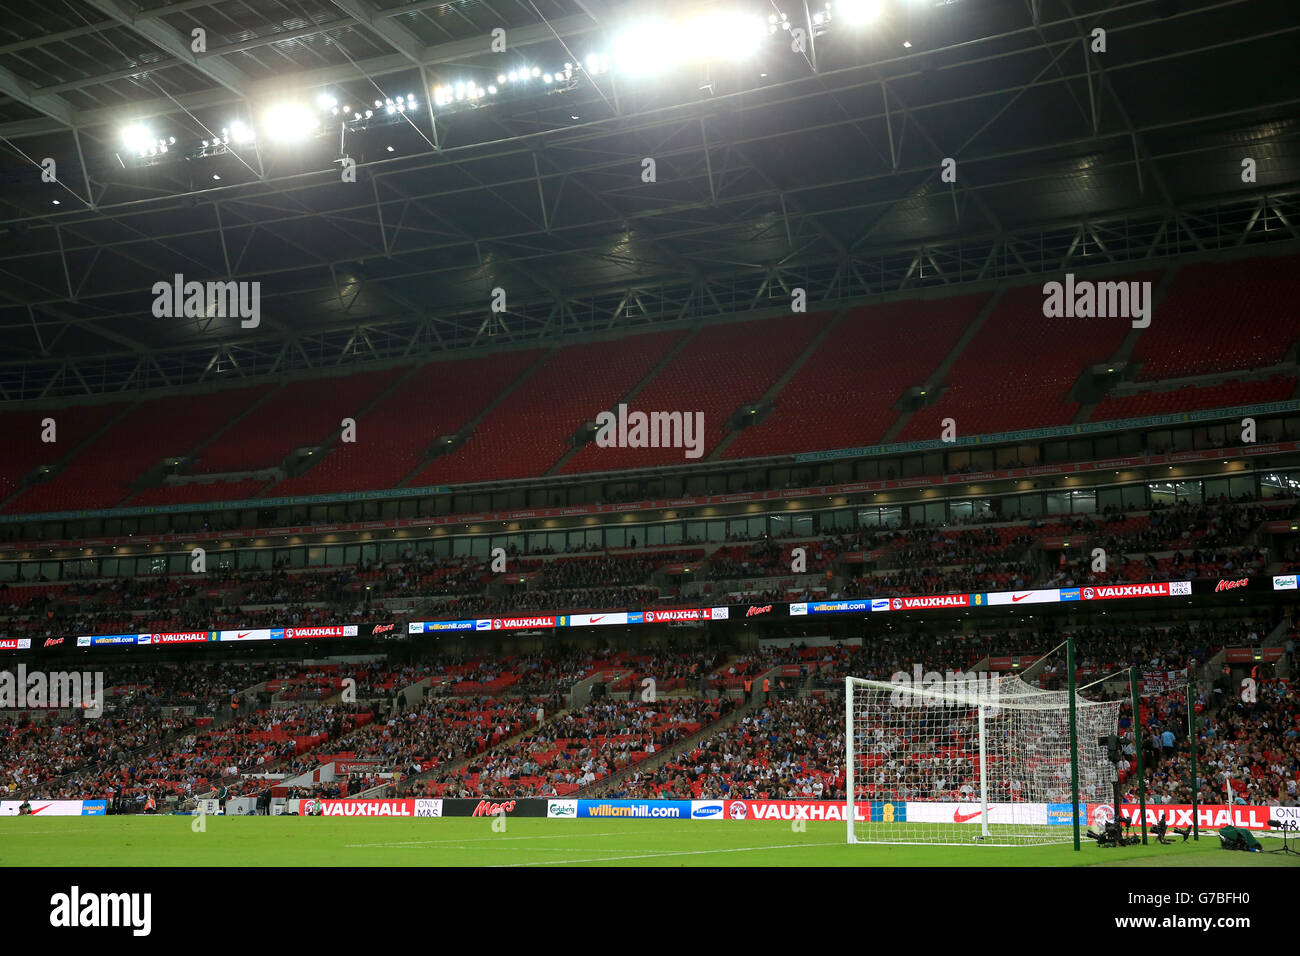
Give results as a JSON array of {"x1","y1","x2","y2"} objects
[{"x1": 844, "y1": 669, "x2": 1102, "y2": 847}]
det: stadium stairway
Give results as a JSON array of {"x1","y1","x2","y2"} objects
[
  {"x1": 174, "y1": 381, "x2": 281, "y2": 469},
  {"x1": 116, "y1": 384, "x2": 284, "y2": 506},
  {"x1": 362, "y1": 704, "x2": 572, "y2": 799},
  {"x1": 706, "y1": 307, "x2": 846, "y2": 461},
  {"x1": 256, "y1": 364, "x2": 421, "y2": 497},
  {"x1": 0, "y1": 401, "x2": 135, "y2": 512},
  {"x1": 546, "y1": 326, "x2": 702, "y2": 475},
  {"x1": 1071, "y1": 265, "x2": 1179, "y2": 423},
  {"x1": 578, "y1": 689, "x2": 755, "y2": 798},
  {"x1": 33, "y1": 677, "x2": 255, "y2": 804},
  {"x1": 879, "y1": 290, "x2": 1003, "y2": 445},
  {"x1": 395, "y1": 346, "x2": 555, "y2": 488}
]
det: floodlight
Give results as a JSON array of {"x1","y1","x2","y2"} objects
[
  {"x1": 837, "y1": 0, "x2": 884, "y2": 26},
  {"x1": 611, "y1": 21, "x2": 676, "y2": 75},
  {"x1": 316, "y1": 93, "x2": 337, "y2": 110},
  {"x1": 228, "y1": 120, "x2": 253, "y2": 144},
  {"x1": 121, "y1": 125, "x2": 154, "y2": 155},
  {"x1": 263, "y1": 102, "x2": 319, "y2": 142},
  {"x1": 687, "y1": 11, "x2": 766, "y2": 60},
  {"x1": 488, "y1": 84, "x2": 498, "y2": 94}
]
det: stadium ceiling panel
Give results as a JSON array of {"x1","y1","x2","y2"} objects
[{"x1": 0, "y1": 0, "x2": 1297, "y2": 396}]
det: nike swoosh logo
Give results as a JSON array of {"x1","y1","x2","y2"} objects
[
  {"x1": 1011, "y1": 594, "x2": 1032, "y2": 602},
  {"x1": 589, "y1": 615, "x2": 605, "y2": 623},
  {"x1": 954, "y1": 810, "x2": 985, "y2": 823},
  {"x1": 238, "y1": 632, "x2": 250, "y2": 639}
]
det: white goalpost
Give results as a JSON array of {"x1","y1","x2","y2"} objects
[{"x1": 845, "y1": 673, "x2": 1120, "y2": 846}]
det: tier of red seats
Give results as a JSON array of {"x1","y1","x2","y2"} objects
[
  {"x1": 0, "y1": 404, "x2": 125, "y2": 511},
  {"x1": 1131, "y1": 256, "x2": 1300, "y2": 380},
  {"x1": 6, "y1": 386, "x2": 270, "y2": 513},
  {"x1": 6, "y1": 259, "x2": 1300, "y2": 514},
  {"x1": 412, "y1": 331, "x2": 683, "y2": 484},
  {"x1": 1090, "y1": 375, "x2": 1296, "y2": 422},
  {"x1": 129, "y1": 478, "x2": 272, "y2": 506},
  {"x1": 722, "y1": 297, "x2": 984, "y2": 459},
  {"x1": 899, "y1": 274, "x2": 1159, "y2": 440},
  {"x1": 562, "y1": 314, "x2": 827, "y2": 473},
  {"x1": 190, "y1": 369, "x2": 394, "y2": 475},
  {"x1": 272, "y1": 350, "x2": 543, "y2": 495}
]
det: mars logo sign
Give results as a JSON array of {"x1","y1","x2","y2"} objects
[
  {"x1": 471, "y1": 800, "x2": 517, "y2": 817},
  {"x1": 745, "y1": 605, "x2": 772, "y2": 617},
  {"x1": 1214, "y1": 578, "x2": 1248, "y2": 592}
]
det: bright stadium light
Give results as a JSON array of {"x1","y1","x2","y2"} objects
[
  {"x1": 613, "y1": 11, "x2": 766, "y2": 75},
  {"x1": 836, "y1": 0, "x2": 884, "y2": 26},
  {"x1": 263, "y1": 102, "x2": 318, "y2": 142},
  {"x1": 316, "y1": 93, "x2": 337, "y2": 111},
  {"x1": 121, "y1": 125, "x2": 154, "y2": 156},
  {"x1": 611, "y1": 20, "x2": 677, "y2": 76},
  {"x1": 687, "y1": 10, "x2": 766, "y2": 60},
  {"x1": 228, "y1": 120, "x2": 253, "y2": 144}
]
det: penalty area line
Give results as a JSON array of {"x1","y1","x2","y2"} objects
[{"x1": 493, "y1": 840, "x2": 843, "y2": 866}]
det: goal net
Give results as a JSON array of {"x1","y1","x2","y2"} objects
[{"x1": 845, "y1": 674, "x2": 1120, "y2": 846}]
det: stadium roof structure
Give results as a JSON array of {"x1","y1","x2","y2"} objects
[{"x1": 0, "y1": 0, "x2": 1297, "y2": 400}]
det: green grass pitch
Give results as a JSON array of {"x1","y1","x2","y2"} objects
[{"x1": 3, "y1": 816, "x2": 1297, "y2": 867}]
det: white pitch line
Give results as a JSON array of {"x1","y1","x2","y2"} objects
[
  {"x1": 494, "y1": 841, "x2": 843, "y2": 866},
  {"x1": 344, "y1": 830, "x2": 630, "y2": 849},
  {"x1": 363, "y1": 845, "x2": 632, "y2": 852}
]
